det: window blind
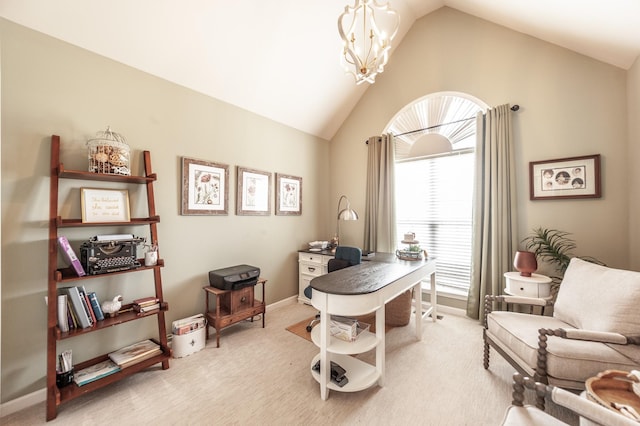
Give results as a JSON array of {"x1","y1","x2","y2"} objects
[{"x1": 395, "y1": 152, "x2": 474, "y2": 291}]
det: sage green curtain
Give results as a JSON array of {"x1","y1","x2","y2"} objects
[
  {"x1": 466, "y1": 104, "x2": 518, "y2": 320},
  {"x1": 364, "y1": 134, "x2": 397, "y2": 253}
]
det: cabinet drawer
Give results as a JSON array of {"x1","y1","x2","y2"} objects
[
  {"x1": 298, "y1": 252, "x2": 331, "y2": 264},
  {"x1": 300, "y1": 263, "x2": 324, "y2": 277}
]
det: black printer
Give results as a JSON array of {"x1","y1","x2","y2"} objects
[{"x1": 209, "y1": 264, "x2": 260, "y2": 290}]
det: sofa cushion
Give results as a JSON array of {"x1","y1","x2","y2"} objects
[
  {"x1": 487, "y1": 311, "x2": 640, "y2": 384},
  {"x1": 553, "y1": 258, "x2": 640, "y2": 335}
]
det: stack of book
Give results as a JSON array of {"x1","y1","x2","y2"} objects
[
  {"x1": 108, "y1": 339, "x2": 162, "y2": 369},
  {"x1": 132, "y1": 297, "x2": 160, "y2": 314}
]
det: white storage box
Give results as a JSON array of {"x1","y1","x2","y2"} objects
[
  {"x1": 329, "y1": 315, "x2": 370, "y2": 342},
  {"x1": 172, "y1": 314, "x2": 206, "y2": 358}
]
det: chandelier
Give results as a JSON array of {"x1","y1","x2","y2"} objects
[{"x1": 338, "y1": 0, "x2": 400, "y2": 85}]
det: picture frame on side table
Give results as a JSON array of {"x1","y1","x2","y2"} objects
[
  {"x1": 275, "y1": 173, "x2": 302, "y2": 216},
  {"x1": 181, "y1": 157, "x2": 229, "y2": 215},
  {"x1": 81, "y1": 188, "x2": 130, "y2": 223},
  {"x1": 529, "y1": 154, "x2": 601, "y2": 200},
  {"x1": 236, "y1": 166, "x2": 271, "y2": 216}
]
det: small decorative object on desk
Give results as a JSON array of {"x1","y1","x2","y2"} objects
[
  {"x1": 87, "y1": 126, "x2": 131, "y2": 176},
  {"x1": 397, "y1": 232, "x2": 425, "y2": 260},
  {"x1": 308, "y1": 241, "x2": 329, "y2": 250}
]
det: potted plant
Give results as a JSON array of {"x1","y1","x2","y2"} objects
[{"x1": 521, "y1": 227, "x2": 604, "y2": 298}]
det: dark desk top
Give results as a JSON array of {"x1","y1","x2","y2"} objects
[{"x1": 310, "y1": 253, "x2": 432, "y2": 295}]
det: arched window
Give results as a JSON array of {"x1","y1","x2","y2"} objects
[{"x1": 385, "y1": 92, "x2": 488, "y2": 294}]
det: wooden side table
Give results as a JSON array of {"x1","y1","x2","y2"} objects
[{"x1": 203, "y1": 278, "x2": 267, "y2": 347}]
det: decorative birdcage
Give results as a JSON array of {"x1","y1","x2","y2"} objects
[{"x1": 87, "y1": 126, "x2": 131, "y2": 176}]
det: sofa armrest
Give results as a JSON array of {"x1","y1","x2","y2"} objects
[
  {"x1": 541, "y1": 328, "x2": 640, "y2": 345},
  {"x1": 483, "y1": 294, "x2": 554, "y2": 327},
  {"x1": 509, "y1": 373, "x2": 639, "y2": 425},
  {"x1": 534, "y1": 328, "x2": 640, "y2": 385}
]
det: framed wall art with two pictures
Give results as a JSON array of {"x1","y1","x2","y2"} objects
[
  {"x1": 236, "y1": 166, "x2": 271, "y2": 216},
  {"x1": 181, "y1": 157, "x2": 229, "y2": 215},
  {"x1": 275, "y1": 173, "x2": 302, "y2": 216},
  {"x1": 529, "y1": 154, "x2": 601, "y2": 200}
]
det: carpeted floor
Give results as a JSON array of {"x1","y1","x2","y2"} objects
[{"x1": 2, "y1": 302, "x2": 578, "y2": 425}]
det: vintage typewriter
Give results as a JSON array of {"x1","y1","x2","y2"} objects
[{"x1": 80, "y1": 234, "x2": 145, "y2": 275}]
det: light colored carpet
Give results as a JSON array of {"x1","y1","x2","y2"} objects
[{"x1": 2, "y1": 302, "x2": 578, "y2": 425}]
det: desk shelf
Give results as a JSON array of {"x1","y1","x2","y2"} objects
[
  {"x1": 310, "y1": 325, "x2": 379, "y2": 355},
  {"x1": 310, "y1": 353, "x2": 380, "y2": 393}
]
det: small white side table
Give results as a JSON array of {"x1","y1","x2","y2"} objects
[{"x1": 503, "y1": 272, "x2": 552, "y2": 298}]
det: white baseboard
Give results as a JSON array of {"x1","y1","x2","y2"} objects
[{"x1": 0, "y1": 388, "x2": 45, "y2": 418}]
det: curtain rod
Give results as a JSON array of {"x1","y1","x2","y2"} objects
[{"x1": 371, "y1": 104, "x2": 521, "y2": 140}]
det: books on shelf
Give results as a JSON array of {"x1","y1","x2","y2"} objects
[
  {"x1": 73, "y1": 359, "x2": 120, "y2": 386},
  {"x1": 88, "y1": 292, "x2": 105, "y2": 321},
  {"x1": 108, "y1": 339, "x2": 162, "y2": 369},
  {"x1": 59, "y1": 287, "x2": 92, "y2": 329},
  {"x1": 58, "y1": 287, "x2": 107, "y2": 330},
  {"x1": 57, "y1": 236, "x2": 86, "y2": 277},
  {"x1": 132, "y1": 297, "x2": 160, "y2": 314}
]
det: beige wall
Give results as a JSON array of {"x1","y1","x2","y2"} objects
[
  {"x1": 628, "y1": 57, "x2": 640, "y2": 270},
  {"x1": 331, "y1": 8, "x2": 631, "y2": 276},
  {"x1": 0, "y1": 18, "x2": 330, "y2": 402}
]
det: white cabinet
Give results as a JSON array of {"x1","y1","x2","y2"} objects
[
  {"x1": 298, "y1": 251, "x2": 333, "y2": 304},
  {"x1": 504, "y1": 272, "x2": 552, "y2": 298}
]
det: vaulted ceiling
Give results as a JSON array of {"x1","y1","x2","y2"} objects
[{"x1": 1, "y1": 0, "x2": 639, "y2": 140}]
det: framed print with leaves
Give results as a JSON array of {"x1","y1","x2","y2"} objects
[
  {"x1": 181, "y1": 157, "x2": 229, "y2": 215},
  {"x1": 529, "y1": 154, "x2": 601, "y2": 200},
  {"x1": 275, "y1": 173, "x2": 302, "y2": 216},
  {"x1": 236, "y1": 166, "x2": 271, "y2": 215}
]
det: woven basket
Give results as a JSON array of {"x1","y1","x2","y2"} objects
[{"x1": 355, "y1": 289, "x2": 413, "y2": 327}]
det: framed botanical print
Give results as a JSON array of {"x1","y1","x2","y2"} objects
[
  {"x1": 236, "y1": 166, "x2": 271, "y2": 215},
  {"x1": 275, "y1": 173, "x2": 302, "y2": 216},
  {"x1": 181, "y1": 157, "x2": 229, "y2": 215}
]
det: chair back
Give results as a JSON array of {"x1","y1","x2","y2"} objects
[
  {"x1": 328, "y1": 246, "x2": 362, "y2": 273},
  {"x1": 554, "y1": 257, "x2": 640, "y2": 334}
]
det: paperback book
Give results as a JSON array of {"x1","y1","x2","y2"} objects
[
  {"x1": 73, "y1": 360, "x2": 120, "y2": 386},
  {"x1": 108, "y1": 339, "x2": 162, "y2": 369}
]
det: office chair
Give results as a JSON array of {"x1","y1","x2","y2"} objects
[{"x1": 305, "y1": 246, "x2": 362, "y2": 332}]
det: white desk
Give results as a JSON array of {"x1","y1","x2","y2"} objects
[{"x1": 309, "y1": 254, "x2": 436, "y2": 400}]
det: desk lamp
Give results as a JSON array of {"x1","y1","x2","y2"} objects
[{"x1": 334, "y1": 195, "x2": 359, "y2": 249}]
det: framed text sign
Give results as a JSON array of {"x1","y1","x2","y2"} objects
[
  {"x1": 529, "y1": 154, "x2": 601, "y2": 200},
  {"x1": 81, "y1": 188, "x2": 131, "y2": 223}
]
